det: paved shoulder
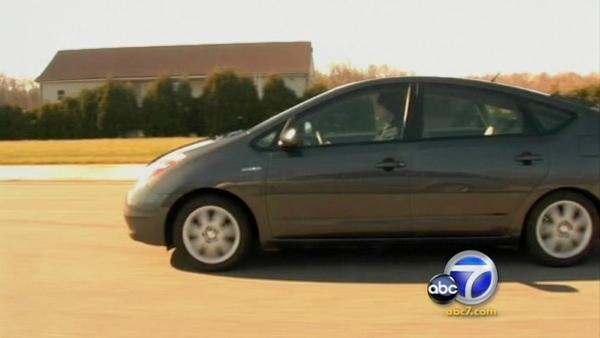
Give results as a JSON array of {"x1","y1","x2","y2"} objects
[{"x1": 0, "y1": 164, "x2": 144, "y2": 180}]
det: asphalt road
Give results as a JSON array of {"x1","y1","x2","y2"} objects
[{"x1": 1, "y1": 182, "x2": 599, "y2": 338}]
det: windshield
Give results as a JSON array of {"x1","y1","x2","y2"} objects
[{"x1": 247, "y1": 88, "x2": 334, "y2": 134}]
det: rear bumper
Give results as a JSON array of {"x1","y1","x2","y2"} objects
[{"x1": 123, "y1": 186, "x2": 172, "y2": 246}]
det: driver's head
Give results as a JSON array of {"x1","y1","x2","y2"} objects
[{"x1": 375, "y1": 92, "x2": 405, "y2": 124}]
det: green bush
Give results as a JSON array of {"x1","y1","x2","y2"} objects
[
  {"x1": 203, "y1": 70, "x2": 261, "y2": 135},
  {"x1": 261, "y1": 75, "x2": 298, "y2": 119},
  {"x1": 79, "y1": 88, "x2": 101, "y2": 138},
  {"x1": 2, "y1": 71, "x2": 329, "y2": 140},
  {"x1": 0, "y1": 105, "x2": 36, "y2": 139},
  {"x1": 24, "y1": 88, "x2": 104, "y2": 140},
  {"x1": 62, "y1": 97, "x2": 84, "y2": 138},
  {"x1": 192, "y1": 96, "x2": 206, "y2": 135},
  {"x1": 175, "y1": 80, "x2": 200, "y2": 135},
  {"x1": 36, "y1": 103, "x2": 71, "y2": 139},
  {"x1": 301, "y1": 83, "x2": 329, "y2": 101},
  {"x1": 97, "y1": 80, "x2": 140, "y2": 137},
  {"x1": 143, "y1": 77, "x2": 177, "y2": 136}
]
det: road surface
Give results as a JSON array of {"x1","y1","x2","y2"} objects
[{"x1": 0, "y1": 182, "x2": 598, "y2": 338}]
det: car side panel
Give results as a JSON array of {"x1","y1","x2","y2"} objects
[
  {"x1": 409, "y1": 135, "x2": 550, "y2": 236},
  {"x1": 596, "y1": 113, "x2": 600, "y2": 201},
  {"x1": 151, "y1": 136, "x2": 274, "y2": 244},
  {"x1": 508, "y1": 108, "x2": 600, "y2": 236}
]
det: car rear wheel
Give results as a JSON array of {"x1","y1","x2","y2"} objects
[
  {"x1": 173, "y1": 196, "x2": 252, "y2": 271},
  {"x1": 526, "y1": 192, "x2": 599, "y2": 266}
]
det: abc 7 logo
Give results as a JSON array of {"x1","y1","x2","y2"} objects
[
  {"x1": 427, "y1": 274, "x2": 458, "y2": 304},
  {"x1": 427, "y1": 251, "x2": 498, "y2": 305}
]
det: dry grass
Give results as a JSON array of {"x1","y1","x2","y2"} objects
[{"x1": 0, "y1": 137, "x2": 202, "y2": 164}]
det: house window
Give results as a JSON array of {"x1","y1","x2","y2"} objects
[{"x1": 57, "y1": 90, "x2": 65, "y2": 100}]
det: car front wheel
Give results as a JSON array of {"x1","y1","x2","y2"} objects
[
  {"x1": 173, "y1": 196, "x2": 252, "y2": 271},
  {"x1": 526, "y1": 192, "x2": 599, "y2": 266}
]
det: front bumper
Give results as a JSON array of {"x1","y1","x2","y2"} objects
[{"x1": 123, "y1": 185, "x2": 172, "y2": 246}]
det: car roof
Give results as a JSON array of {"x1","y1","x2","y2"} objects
[
  {"x1": 345, "y1": 76, "x2": 551, "y2": 98},
  {"x1": 334, "y1": 76, "x2": 597, "y2": 112}
]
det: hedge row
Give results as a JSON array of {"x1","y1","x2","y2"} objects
[
  {"x1": 0, "y1": 71, "x2": 327, "y2": 140},
  {"x1": 6, "y1": 74, "x2": 595, "y2": 141}
]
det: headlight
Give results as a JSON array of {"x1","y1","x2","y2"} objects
[{"x1": 134, "y1": 152, "x2": 186, "y2": 189}]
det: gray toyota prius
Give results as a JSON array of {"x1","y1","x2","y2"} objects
[{"x1": 124, "y1": 77, "x2": 600, "y2": 271}]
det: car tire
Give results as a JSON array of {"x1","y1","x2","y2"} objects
[
  {"x1": 526, "y1": 191, "x2": 599, "y2": 266},
  {"x1": 173, "y1": 195, "x2": 253, "y2": 271}
]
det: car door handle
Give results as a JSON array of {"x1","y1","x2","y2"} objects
[
  {"x1": 375, "y1": 158, "x2": 406, "y2": 171},
  {"x1": 514, "y1": 152, "x2": 543, "y2": 165}
]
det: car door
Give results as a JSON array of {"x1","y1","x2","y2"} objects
[
  {"x1": 407, "y1": 82, "x2": 550, "y2": 236},
  {"x1": 265, "y1": 83, "x2": 417, "y2": 238}
]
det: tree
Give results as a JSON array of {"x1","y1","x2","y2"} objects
[
  {"x1": 33, "y1": 93, "x2": 89, "y2": 139},
  {"x1": 61, "y1": 97, "x2": 83, "y2": 138},
  {"x1": 301, "y1": 82, "x2": 329, "y2": 101},
  {"x1": 471, "y1": 72, "x2": 600, "y2": 94},
  {"x1": 174, "y1": 80, "x2": 198, "y2": 135},
  {"x1": 261, "y1": 75, "x2": 298, "y2": 119},
  {"x1": 97, "y1": 80, "x2": 140, "y2": 137},
  {"x1": 192, "y1": 96, "x2": 206, "y2": 136},
  {"x1": 36, "y1": 103, "x2": 70, "y2": 139},
  {"x1": 142, "y1": 77, "x2": 173, "y2": 136},
  {"x1": 202, "y1": 70, "x2": 261, "y2": 135},
  {"x1": 561, "y1": 84, "x2": 600, "y2": 107},
  {"x1": 78, "y1": 88, "x2": 101, "y2": 138},
  {"x1": 142, "y1": 77, "x2": 190, "y2": 136},
  {"x1": 0, "y1": 73, "x2": 41, "y2": 110},
  {"x1": 0, "y1": 105, "x2": 36, "y2": 139},
  {"x1": 313, "y1": 64, "x2": 413, "y2": 88}
]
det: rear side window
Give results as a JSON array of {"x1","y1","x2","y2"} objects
[
  {"x1": 527, "y1": 102, "x2": 574, "y2": 133},
  {"x1": 419, "y1": 84, "x2": 526, "y2": 139}
]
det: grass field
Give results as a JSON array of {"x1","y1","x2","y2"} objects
[{"x1": 0, "y1": 137, "x2": 202, "y2": 164}]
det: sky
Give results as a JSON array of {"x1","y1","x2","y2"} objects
[{"x1": 1, "y1": 0, "x2": 598, "y2": 80}]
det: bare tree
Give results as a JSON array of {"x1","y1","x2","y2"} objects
[
  {"x1": 313, "y1": 63, "x2": 413, "y2": 88},
  {"x1": 0, "y1": 73, "x2": 41, "y2": 110},
  {"x1": 470, "y1": 72, "x2": 600, "y2": 94}
]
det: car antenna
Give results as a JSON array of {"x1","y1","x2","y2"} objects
[{"x1": 491, "y1": 72, "x2": 501, "y2": 82}]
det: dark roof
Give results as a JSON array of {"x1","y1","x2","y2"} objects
[
  {"x1": 338, "y1": 76, "x2": 552, "y2": 98},
  {"x1": 36, "y1": 41, "x2": 312, "y2": 82}
]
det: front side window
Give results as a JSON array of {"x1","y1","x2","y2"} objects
[
  {"x1": 254, "y1": 129, "x2": 278, "y2": 148},
  {"x1": 290, "y1": 85, "x2": 409, "y2": 147},
  {"x1": 419, "y1": 84, "x2": 526, "y2": 139}
]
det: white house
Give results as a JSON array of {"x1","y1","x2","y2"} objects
[{"x1": 36, "y1": 41, "x2": 314, "y2": 104}]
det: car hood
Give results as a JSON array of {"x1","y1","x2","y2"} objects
[{"x1": 149, "y1": 130, "x2": 247, "y2": 165}]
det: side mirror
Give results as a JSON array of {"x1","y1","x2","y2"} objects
[{"x1": 278, "y1": 127, "x2": 302, "y2": 149}]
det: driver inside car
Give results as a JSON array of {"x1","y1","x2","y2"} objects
[{"x1": 373, "y1": 92, "x2": 406, "y2": 141}]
